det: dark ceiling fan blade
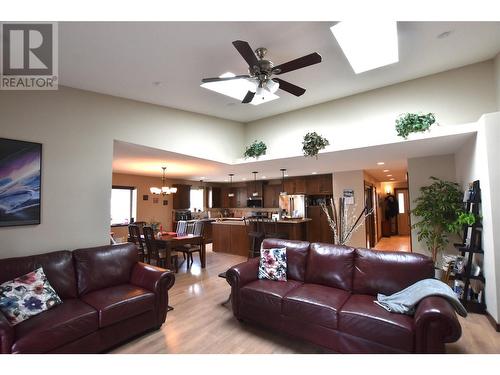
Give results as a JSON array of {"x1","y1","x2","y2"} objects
[
  {"x1": 242, "y1": 91, "x2": 255, "y2": 103},
  {"x1": 273, "y1": 52, "x2": 322, "y2": 75},
  {"x1": 201, "y1": 74, "x2": 250, "y2": 83},
  {"x1": 273, "y1": 78, "x2": 306, "y2": 96},
  {"x1": 232, "y1": 40, "x2": 259, "y2": 68}
]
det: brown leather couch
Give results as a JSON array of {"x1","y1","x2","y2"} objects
[
  {"x1": 227, "y1": 239, "x2": 462, "y2": 354},
  {"x1": 0, "y1": 243, "x2": 175, "y2": 354}
]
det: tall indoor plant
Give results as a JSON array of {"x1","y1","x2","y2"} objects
[{"x1": 412, "y1": 176, "x2": 465, "y2": 264}]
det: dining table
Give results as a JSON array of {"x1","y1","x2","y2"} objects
[{"x1": 154, "y1": 233, "x2": 206, "y2": 269}]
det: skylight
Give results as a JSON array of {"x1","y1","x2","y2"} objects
[
  {"x1": 330, "y1": 21, "x2": 399, "y2": 74},
  {"x1": 200, "y1": 72, "x2": 279, "y2": 105}
]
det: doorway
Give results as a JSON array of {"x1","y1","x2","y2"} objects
[
  {"x1": 394, "y1": 188, "x2": 410, "y2": 235},
  {"x1": 364, "y1": 183, "x2": 376, "y2": 248}
]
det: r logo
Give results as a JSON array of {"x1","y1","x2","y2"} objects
[{"x1": 2, "y1": 23, "x2": 53, "y2": 76}]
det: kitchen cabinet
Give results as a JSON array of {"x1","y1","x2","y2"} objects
[
  {"x1": 307, "y1": 206, "x2": 334, "y2": 243},
  {"x1": 236, "y1": 186, "x2": 247, "y2": 208},
  {"x1": 263, "y1": 183, "x2": 281, "y2": 208},
  {"x1": 246, "y1": 180, "x2": 263, "y2": 198},
  {"x1": 306, "y1": 174, "x2": 333, "y2": 195},
  {"x1": 221, "y1": 187, "x2": 236, "y2": 208},
  {"x1": 172, "y1": 184, "x2": 191, "y2": 209},
  {"x1": 294, "y1": 177, "x2": 307, "y2": 194}
]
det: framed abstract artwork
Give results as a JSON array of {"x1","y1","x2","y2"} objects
[{"x1": 0, "y1": 138, "x2": 42, "y2": 227}]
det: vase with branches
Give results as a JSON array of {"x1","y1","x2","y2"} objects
[{"x1": 320, "y1": 198, "x2": 374, "y2": 245}]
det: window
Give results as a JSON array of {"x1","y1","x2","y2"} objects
[
  {"x1": 190, "y1": 188, "x2": 204, "y2": 212},
  {"x1": 398, "y1": 192, "x2": 405, "y2": 214},
  {"x1": 110, "y1": 186, "x2": 137, "y2": 225}
]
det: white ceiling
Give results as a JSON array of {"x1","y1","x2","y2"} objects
[
  {"x1": 59, "y1": 22, "x2": 500, "y2": 123},
  {"x1": 113, "y1": 131, "x2": 474, "y2": 183}
]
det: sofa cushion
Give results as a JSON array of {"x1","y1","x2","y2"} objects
[
  {"x1": 283, "y1": 284, "x2": 350, "y2": 329},
  {"x1": 262, "y1": 239, "x2": 310, "y2": 282},
  {"x1": 0, "y1": 250, "x2": 77, "y2": 299},
  {"x1": 258, "y1": 247, "x2": 287, "y2": 281},
  {"x1": 305, "y1": 243, "x2": 355, "y2": 291},
  {"x1": 352, "y1": 248, "x2": 434, "y2": 296},
  {"x1": 240, "y1": 279, "x2": 302, "y2": 314},
  {"x1": 80, "y1": 284, "x2": 155, "y2": 328},
  {"x1": 0, "y1": 268, "x2": 62, "y2": 325},
  {"x1": 12, "y1": 299, "x2": 98, "y2": 353},
  {"x1": 339, "y1": 294, "x2": 415, "y2": 352},
  {"x1": 73, "y1": 243, "x2": 138, "y2": 296}
]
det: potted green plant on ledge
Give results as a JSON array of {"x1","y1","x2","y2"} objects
[
  {"x1": 412, "y1": 176, "x2": 466, "y2": 265},
  {"x1": 244, "y1": 140, "x2": 267, "y2": 159},
  {"x1": 395, "y1": 112, "x2": 436, "y2": 139},
  {"x1": 302, "y1": 132, "x2": 330, "y2": 159}
]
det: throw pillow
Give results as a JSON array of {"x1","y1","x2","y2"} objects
[
  {"x1": 258, "y1": 247, "x2": 287, "y2": 281},
  {"x1": 0, "y1": 267, "x2": 62, "y2": 326}
]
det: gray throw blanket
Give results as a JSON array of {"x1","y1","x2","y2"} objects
[{"x1": 374, "y1": 278, "x2": 467, "y2": 317}]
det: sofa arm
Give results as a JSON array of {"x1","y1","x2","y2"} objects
[
  {"x1": 0, "y1": 311, "x2": 13, "y2": 354},
  {"x1": 414, "y1": 296, "x2": 462, "y2": 353},
  {"x1": 130, "y1": 262, "x2": 175, "y2": 327},
  {"x1": 226, "y1": 258, "x2": 259, "y2": 318}
]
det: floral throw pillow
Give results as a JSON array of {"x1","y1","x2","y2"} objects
[
  {"x1": 258, "y1": 247, "x2": 287, "y2": 281},
  {"x1": 0, "y1": 267, "x2": 62, "y2": 326}
]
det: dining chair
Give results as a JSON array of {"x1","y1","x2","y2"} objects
[
  {"x1": 177, "y1": 220, "x2": 204, "y2": 269},
  {"x1": 143, "y1": 226, "x2": 179, "y2": 272},
  {"x1": 128, "y1": 224, "x2": 147, "y2": 263},
  {"x1": 165, "y1": 220, "x2": 188, "y2": 236}
]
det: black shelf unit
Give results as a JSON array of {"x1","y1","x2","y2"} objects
[{"x1": 451, "y1": 180, "x2": 486, "y2": 314}]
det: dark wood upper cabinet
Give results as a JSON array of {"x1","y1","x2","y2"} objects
[
  {"x1": 263, "y1": 183, "x2": 280, "y2": 208},
  {"x1": 246, "y1": 180, "x2": 263, "y2": 198},
  {"x1": 173, "y1": 184, "x2": 191, "y2": 209},
  {"x1": 236, "y1": 186, "x2": 247, "y2": 208},
  {"x1": 306, "y1": 174, "x2": 333, "y2": 195},
  {"x1": 294, "y1": 177, "x2": 307, "y2": 194}
]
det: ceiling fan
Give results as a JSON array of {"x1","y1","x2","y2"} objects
[{"x1": 201, "y1": 40, "x2": 322, "y2": 104}]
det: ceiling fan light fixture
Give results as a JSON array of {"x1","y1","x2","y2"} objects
[{"x1": 266, "y1": 79, "x2": 279, "y2": 94}]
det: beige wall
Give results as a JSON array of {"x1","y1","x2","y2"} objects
[
  {"x1": 495, "y1": 53, "x2": 500, "y2": 110},
  {"x1": 0, "y1": 87, "x2": 244, "y2": 258},
  {"x1": 407, "y1": 154, "x2": 457, "y2": 257},
  {"x1": 333, "y1": 170, "x2": 366, "y2": 248},
  {"x1": 454, "y1": 113, "x2": 500, "y2": 323},
  {"x1": 245, "y1": 61, "x2": 497, "y2": 159}
]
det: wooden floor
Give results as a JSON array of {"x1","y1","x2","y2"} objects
[
  {"x1": 112, "y1": 244, "x2": 500, "y2": 354},
  {"x1": 373, "y1": 235, "x2": 411, "y2": 252}
]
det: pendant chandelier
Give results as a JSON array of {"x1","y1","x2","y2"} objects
[
  {"x1": 150, "y1": 166, "x2": 177, "y2": 195},
  {"x1": 228, "y1": 174, "x2": 235, "y2": 197}
]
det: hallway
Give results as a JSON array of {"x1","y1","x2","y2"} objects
[{"x1": 373, "y1": 235, "x2": 411, "y2": 252}]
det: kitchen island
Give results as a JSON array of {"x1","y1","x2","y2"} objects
[{"x1": 211, "y1": 218, "x2": 311, "y2": 257}]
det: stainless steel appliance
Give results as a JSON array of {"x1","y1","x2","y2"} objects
[
  {"x1": 279, "y1": 194, "x2": 306, "y2": 219},
  {"x1": 247, "y1": 197, "x2": 263, "y2": 208}
]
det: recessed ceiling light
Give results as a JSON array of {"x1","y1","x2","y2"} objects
[
  {"x1": 200, "y1": 72, "x2": 279, "y2": 105},
  {"x1": 390, "y1": 178, "x2": 395, "y2": 181},
  {"x1": 330, "y1": 21, "x2": 399, "y2": 74},
  {"x1": 284, "y1": 174, "x2": 289, "y2": 177},
  {"x1": 312, "y1": 172, "x2": 317, "y2": 175},
  {"x1": 377, "y1": 162, "x2": 385, "y2": 165},
  {"x1": 437, "y1": 31, "x2": 453, "y2": 39},
  {"x1": 224, "y1": 179, "x2": 228, "y2": 182},
  {"x1": 200, "y1": 177, "x2": 206, "y2": 179},
  {"x1": 242, "y1": 178, "x2": 247, "y2": 181},
  {"x1": 383, "y1": 169, "x2": 389, "y2": 172},
  {"x1": 387, "y1": 174, "x2": 393, "y2": 177},
  {"x1": 261, "y1": 176, "x2": 267, "y2": 179}
]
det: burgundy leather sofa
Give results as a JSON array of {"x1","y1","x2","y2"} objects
[
  {"x1": 227, "y1": 239, "x2": 462, "y2": 354},
  {"x1": 0, "y1": 243, "x2": 175, "y2": 354}
]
